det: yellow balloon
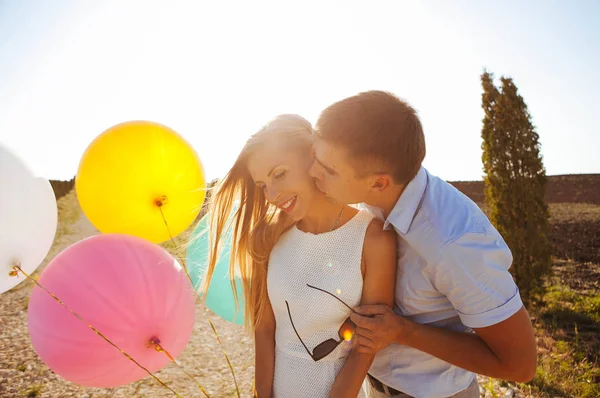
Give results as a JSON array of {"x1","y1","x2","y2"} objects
[{"x1": 76, "y1": 121, "x2": 206, "y2": 243}]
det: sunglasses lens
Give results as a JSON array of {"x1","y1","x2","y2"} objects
[{"x1": 313, "y1": 339, "x2": 340, "y2": 361}]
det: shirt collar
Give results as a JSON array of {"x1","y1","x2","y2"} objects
[{"x1": 384, "y1": 167, "x2": 428, "y2": 234}]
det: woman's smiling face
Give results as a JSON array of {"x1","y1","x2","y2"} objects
[{"x1": 247, "y1": 140, "x2": 319, "y2": 221}]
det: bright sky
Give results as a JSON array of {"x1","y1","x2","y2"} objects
[{"x1": 1, "y1": 0, "x2": 598, "y2": 182}]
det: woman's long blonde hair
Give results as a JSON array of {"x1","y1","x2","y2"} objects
[{"x1": 201, "y1": 114, "x2": 314, "y2": 332}]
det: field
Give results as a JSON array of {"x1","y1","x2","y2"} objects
[
  {"x1": 0, "y1": 175, "x2": 598, "y2": 397},
  {"x1": 453, "y1": 175, "x2": 600, "y2": 397}
]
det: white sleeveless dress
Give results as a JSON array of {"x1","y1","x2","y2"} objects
[{"x1": 267, "y1": 210, "x2": 373, "y2": 398}]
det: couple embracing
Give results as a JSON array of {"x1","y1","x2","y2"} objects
[{"x1": 203, "y1": 91, "x2": 537, "y2": 398}]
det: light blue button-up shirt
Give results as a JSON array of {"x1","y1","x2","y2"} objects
[{"x1": 364, "y1": 167, "x2": 523, "y2": 398}]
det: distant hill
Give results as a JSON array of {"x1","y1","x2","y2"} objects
[{"x1": 450, "y1": 174, "x2": 600, "y2": 205}]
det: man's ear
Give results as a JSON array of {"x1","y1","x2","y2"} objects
[{"x1": 370, "y1": 175, "x2": 392, "y2": 192}]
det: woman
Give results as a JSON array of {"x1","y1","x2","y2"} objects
[{"x1": 203, "y1": 114, "x2": 397, "y2": 397}]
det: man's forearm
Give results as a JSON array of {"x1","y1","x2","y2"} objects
[{"x1": 400, "y1": 319, "x2": 526, "y2": 382}]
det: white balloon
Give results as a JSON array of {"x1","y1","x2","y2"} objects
[{"x1": 0, "y1": 145, "x2": 58, "y2": 294}]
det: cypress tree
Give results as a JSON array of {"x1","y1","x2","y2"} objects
[{"x1": 481, "y1": 71, "x2": 551, "y2": 301}]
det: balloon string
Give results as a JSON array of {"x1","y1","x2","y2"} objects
[
  {"x1": 207, "y1": 317, "x2": 241, "y2": 397},
  {"x1": 11, "y1": 265, "x2": 184, "y2": 398},
  {"x1": 158, "y1": 205, "x2": 241, "y2": 398},
  {"x1": 157, "y1": 205, "x2": 194, "y2": 291},
  {"x1": 149, "y1": 337, "x2": 210, "y2": 398}
]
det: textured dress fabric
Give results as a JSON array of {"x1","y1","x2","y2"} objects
[{"x1": 267, "y1": 210, "x2": 374, "y2": 398}]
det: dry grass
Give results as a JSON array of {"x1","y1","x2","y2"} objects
[{"x1": 549, "y1": 203, "x2": 600, "y2": 223}]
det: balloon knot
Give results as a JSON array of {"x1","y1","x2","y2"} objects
[
  {"x1": 9, "y1": 264, "x2": 21, "y2": 277},
  {"x1": 148, "y1": 336, "x2": 163, "y2": 352},
  {"x1": 155, "y1": 195, "x2": 168, "y2": 207}
]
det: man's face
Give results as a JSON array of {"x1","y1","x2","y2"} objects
[{"x1": 309, "y1": 139, "x2": 372, "y2": 204}]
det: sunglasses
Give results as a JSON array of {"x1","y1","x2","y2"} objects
[{"x1": 285, "y1": 284, "x2": 357, "y2": 362}]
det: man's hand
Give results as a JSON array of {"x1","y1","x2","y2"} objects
[{"x1": 350, "y1": 304, "x2": 411, "y2": 354}]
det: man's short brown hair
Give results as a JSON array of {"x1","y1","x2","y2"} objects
[{"x1": 315, "y1": 90, "x2": 426, "y2": 185}]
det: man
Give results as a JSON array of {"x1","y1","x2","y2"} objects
[{"x1": 309, "y1": 91, "x2": 537, "y2": 398}]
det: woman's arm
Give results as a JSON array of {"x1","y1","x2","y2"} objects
[
  {"x1": 329, "y1": 219, "x2": 397, "y2": 398},
  {"x1": 254, "y1": 296, "x2": 277, "y2": 398}
]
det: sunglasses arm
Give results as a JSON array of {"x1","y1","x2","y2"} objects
[{"x1": 285, "y1": 301, "x2": 316, "y2": 359}]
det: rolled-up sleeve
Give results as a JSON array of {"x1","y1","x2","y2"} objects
[{"x1": 429, "y1": 232, "x2": 523, "y2": 329}]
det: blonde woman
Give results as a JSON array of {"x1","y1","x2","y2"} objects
[{"x1": 202, "y1": 115, "x2": 396, "y2": 398}]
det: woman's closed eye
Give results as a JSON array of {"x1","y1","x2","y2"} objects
[
  {"x1": 273, "y1": 170, "x2": 287, "y2": 179},
  {"x1": 254, "y1": 169, "x2": 286, "y2": 190}
]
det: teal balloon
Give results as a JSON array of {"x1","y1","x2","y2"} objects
[{"x1": 186, "y1": 212, "x2": 245, "y2": 325}]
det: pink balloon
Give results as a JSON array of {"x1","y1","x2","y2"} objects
[{"x1": 28, "y1": 234, "x2": 196, "y2": 388}]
